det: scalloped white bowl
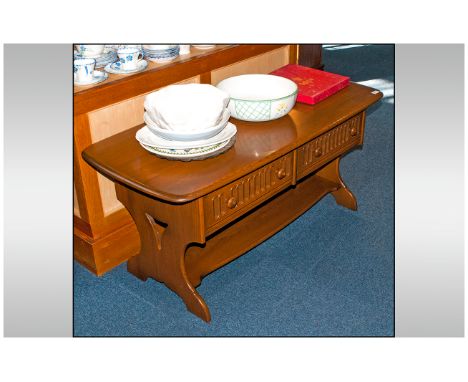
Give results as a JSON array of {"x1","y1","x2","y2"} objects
[
  {"x1": 144, "y1": 84, "x2": 230, "y2": 131},
  {"x1": 216, "y1": 74, "x2": 298, "y2": 122}
]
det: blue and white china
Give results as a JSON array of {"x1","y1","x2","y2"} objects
[
  {"x1": 116, "y1": 47, "x2": 144, "y2": 70},
  {"x1": 74, "y1": 70, "x2": 108, "y2": 86},
  {"x1": 104, "y1": 59, "x2": 148, "y2": 75},
  {"x1": 75, "y1": 45, "x2": 105, "y2": 58},
  {"x1": 74, "y1": 58, "x2": 96, "y2": 83},
  {"x1": 142, "y1": 46, "x2": 180, "y2": 63},
  {"x1": 74, "y1": 48, "x2": 118, "y2": 68},
  {"x1": 108, "y1": 44, "x2": 142, "y2": 50}
]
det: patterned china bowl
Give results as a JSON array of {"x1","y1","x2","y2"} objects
[
  {"x1": 142, "y1": 46, "x2": 180, "y2": 63},
  {"x1": 216, "y1": 74, "x2": 298, "y2": 122},
  {"x1": 143, "y1": 108, "x2": 230, "y2": 142},
  {"x1": 143, "y1": 48, "x2": 179, "y2": 56}
]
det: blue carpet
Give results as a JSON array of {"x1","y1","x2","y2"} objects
[{"x1": 74, "y1": 44, "x2": 394, "y2": 336}]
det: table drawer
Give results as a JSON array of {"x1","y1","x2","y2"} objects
[
  {"x1": 297, "y1": 112, "x2": 364, "y2": 178},
  {"x1": 203, "y1": 153, "x2": 294, "y2": 231}
]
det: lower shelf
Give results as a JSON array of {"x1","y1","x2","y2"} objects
[{"x1": 185, "y1": 173, "x2": 339, "y2": 286}]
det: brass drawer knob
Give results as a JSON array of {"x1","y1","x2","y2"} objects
[
  {"x1": 227, "y1": 197, "x2": 237, "y2": 209},
  {"x1": 276, "y1": 168, "x2": 286, "y2": 180},
  {"x1": 314, "y1": 147, "x2": 322, "y2": 157},
  {"x1": 350, "y1": 127, "x2": 358, "y2": 136}
]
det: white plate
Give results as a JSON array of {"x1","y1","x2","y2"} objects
[
  {"x1": 139, "y1": 137, "x2": 231, "y2": 159},
  {"x1": 74, "y1": 70, "x2": 108, "y2": 86},
  {"x1": 104, "y1": 60, "x2": 148, "y2": 74},
  {"x1": 136, "y1": 121, "x2": 237, "y2": 149}
]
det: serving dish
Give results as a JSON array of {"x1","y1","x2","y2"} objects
[{"x1": 216, "y1": 74, "x2": 298, "y2": 122}]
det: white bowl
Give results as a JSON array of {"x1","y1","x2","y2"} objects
[
  {"x1": 143, "y1": 108, "x2": 230, "y2": 141},
  {"x1": 143, "y1": 45, "x2": 178, "y2": 51},
  {"x1": 144, "y1": 84, "x2": 230, "y2": 131},
  {"x1": 216, "y1": 74, "x2": 298, "y2": 122}
]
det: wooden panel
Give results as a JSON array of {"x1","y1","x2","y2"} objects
[
  {"x1": 74, "y1": 113, "x2": 105, "y2": 227},
  {"x1": 88, "y1": 75, "x2": 201, "y2": 217},
  {"x1": 211, "y1": 46, "x2": 290, "y2": 84},
  {"x1": 296, "y1": 113, "x2": 363, "y2": 179},
  {"x1": 73, "y1": 183, "x2": 81, "y2": 217},
  {"x1": 203, "y1": 153, "x2": 293, "y2": 233},
  {"x1": 298, "y1": 44, "x2": 323, "y2": 69},
  {"x1": 74, "y1": 221, "x2": 140, "y2": 276},
  {"x1": 89, "y1": 75, "x2": 201, "y2": 143}
]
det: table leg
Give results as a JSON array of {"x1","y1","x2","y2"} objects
[
  {"x1": 316, "y1": 157, "x2": 358, "y2": 210},
  {"x1": 115, "y1": 185, "x2": 211, "y2": 322}
]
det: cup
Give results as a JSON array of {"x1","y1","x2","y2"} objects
[
  {"x1": 74, "y1": 58, "x2": 96, "y2": 83},
  {"x1": 76, "y1": 44, "x2": 105, "y2": 57},
  {"x1": 117, "y1": 48, "x2": 144, "y2": 70}
]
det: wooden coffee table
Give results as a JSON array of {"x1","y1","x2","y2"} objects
[{"x1": 82, "y1": 83, "x2": 382, "y2": 322}]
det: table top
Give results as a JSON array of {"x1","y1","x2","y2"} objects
[{"x1": 82, "y1": 83, "x2": 382, "y2": 203}]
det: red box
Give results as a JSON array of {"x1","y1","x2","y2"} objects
[{"x1": 271, "y1": 64, "x2": 350, "y2": 105}]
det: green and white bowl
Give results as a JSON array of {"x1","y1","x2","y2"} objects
[{"x1": 216, "y1": 74, "x2": 298, "y2": 122}]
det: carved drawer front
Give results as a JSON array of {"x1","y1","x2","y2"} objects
[
  {"x1": 204, "y1": 153, "x2": 293, "y2": 231},
  {"x1": 297, "y1": 112, "x2": 363, "y2": 178}
]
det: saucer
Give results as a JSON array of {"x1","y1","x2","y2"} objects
[
  {"x1": 74, "y1": 70, "x2": 108, "y2": 86},
  {"x1": 104, "y1": 60, "x2": 148, "y2": 74},
  {"x1": 145, "y1": 55, "x2": 178, "y2": 63}
]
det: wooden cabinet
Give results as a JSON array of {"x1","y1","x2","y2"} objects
[{"x1": 74, "y1": 44, "x2": 309, "y2": 275}]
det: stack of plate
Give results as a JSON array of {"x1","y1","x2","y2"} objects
[
  {"x1": 136, "y1": 84, "x2": 236, "y2": 161},
  {"x1": 142, "y1": 45, "x2": 180, "y2": 63},
  {"x1": 74, "y1": 47, "x2": 117, "y2": 68}
]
